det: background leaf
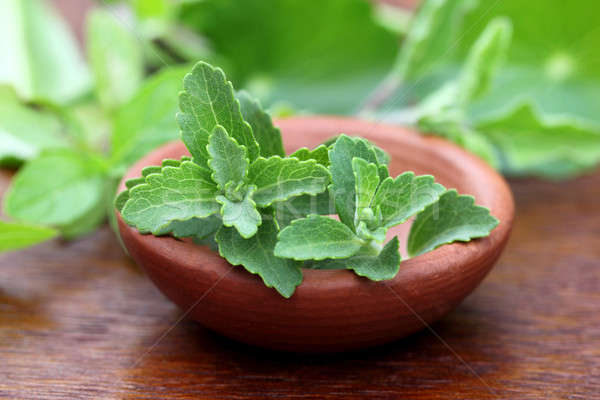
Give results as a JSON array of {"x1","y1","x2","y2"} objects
[
  {"x1": 110, "y1": 66, "x2": 188, "y2": 172},
  {"x1": 0, "y1": 221, "x2": 58, "y2": 253},
  {"x1": 179, "y1": 0, "x2": 398, "y2": 114},
  {"x1": 4, "y1": 149, "x2": 107, "y2": 235},
  {"x1": 86, "y1": 8, "x2": 144, "y2": 110},
  {"x1": 0, "y1": 87, "x2": 71, "y2": 166},
  {"x1": 0, "y1": 0, "x2": 90, "y2": 103}
]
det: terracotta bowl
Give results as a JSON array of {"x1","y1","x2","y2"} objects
[{"x1": 117, "y1": 116, "x2": 514, "y2": 353}]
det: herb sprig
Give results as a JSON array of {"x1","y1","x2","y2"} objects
[{"x1": 117, "y1": 62, "x2": 498, "y2": 297}]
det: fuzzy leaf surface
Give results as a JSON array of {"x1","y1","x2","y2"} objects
[
  {"x1": 372, "y1": 172, "x2": 446, "y2": 229},
  {"x1": 121, "y1": 161, "x2": 219, "y2": 234},
  {"x1": 348, "y1": 236, "x2": 400, "y2": 281},
  {"x1": 177, "y1": 62, "x2": 258, "y2": 167},
  {"x1": 216, "y1": 220, "x2": 302, "y2": 298},
  {"x1": 248, "y1": 156, "x2": 330, "y2": 207},
  {"x1": 328, "y1": 135, "x2": 380, "y2": 230},
  {"x1": 237, "y1": 91, "x2": 285, "y2": 157},
  {"x1": 216, "y1": 188, "x2": 261, "y2": 238},
  {"x1": 289, "y1": 145, "x2": 330, "y2": 166},
  {"x1": 274, "y1": 215, "x2": 363, "y2": 261},
  {"x1": 207, "y1": 125, "x2": 248, "y2": 190},
  {"x1": 352, "y1": 158, "x2": 380, "y2": 224},
  {"x1": 407, "y1": 189, "x2": 499, "y2": 257}
]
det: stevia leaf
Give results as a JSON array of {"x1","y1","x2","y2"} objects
[
  {"x1": 0, "y1": 221, "x2": 58, "y2": 253},
  {"x1": 86, "y1": 8, "x2": 143, "y2": 110},
  {"x1": 274, "y1": 215, "x2": 363, "y2": 261},
  {"x1": 372, "y1": 172, "x2": 446, "y2": 229},
  {"x1": 216, "y1": 219, "x2": 302, "y2": 298},
  {"x1": 110, "y1": 66, "x2": 188, "y2": 172},
  {"x1": 177, "y1": 62, "x2": 259, "y2": 167},
  {"x1": 0, "y1": 0, "x2": 91, "y2": 103},
  {"x1": 4, "y1": 149, "x2": 107, "y2": 230},
  {"x1": 328, "y1": 135, "x2": 380, "y2": 230},
  {"x1": 216, "y1": 187, "x2": 261, "y2": 239},
  {"x1": 237, "y1": 91, "x2": 285, "y2": 157},
  {"x1": 156, "y1": 215, "x2": 222, "y2": 239},
  {"x1": 248, "y1": 156, "x2": 330, "y2": 207},
  {"x1": 373, "y1": 172, "x2": 446, "y2": 228},
  {"x1": 348, "y1": 236, "x2": 400, "y2": 281},
  {"x1": 289, "y1": 145, "x2": 330, "y2": 166},
  {"x1": 475, "y1": 102, "x2": 600, "y2": 178},
  {"x1": 456, "y1": 17, "x2": 512, "y2": 106},
  {"x1": 273, "y1": 192, "x2": 334, "y2": 228},
  {"x1": 207, "y1": 125, "x2": 248, "y2": 190},
  {"x1": 141, "y1": 166, "x2": 162, "y2": 177},
  {"x1": 0, "y1": 87, "x2": 71, "y2": 166},
  {"x1": 121, "y1": 161, "x2": 219, "y2": 234},
  {"x1": 407, "y1": 189, "x2": 499, "y2": 257},
  {"x1": 352, "y1": 158, "x2": 380, "y2": 225}
]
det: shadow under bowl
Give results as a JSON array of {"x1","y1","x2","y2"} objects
[{"x1": 117, "y1": 116, "x2": 514, "y2": 353}]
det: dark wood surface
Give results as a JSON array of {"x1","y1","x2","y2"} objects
[{"x1": 1, "y1": 162, "x2": 599, "y2": 399}]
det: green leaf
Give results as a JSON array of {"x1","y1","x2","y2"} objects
[
  {"x1": 274, "y1": 215, "x2": 363, "y2": 261},
  {"x1": 177, "y1": 62, "x2": 259, "y2": 167},
  {"x1": 0, "y1": 0, "x2": 90, "y2": 103},
  {"x1": 248, "y1": 156, "x2": 330, "y2": 207},
  {"x1": 476, "y1": 102, "x2": 600, "y2": 178},
  {"x1": 348, "y1": 236, "x2": 400, "y2": 281},
  {"x1": 179, "y1": 0, "x2": 398, "y2": 114},
  {"x1": 0, "y1": 87, "x2": 70, "y2": 166},
  {"x1": 156, "y1": 215, "x2": 222, "y2": 239},
  {"x1": 273, "y1": 192, "x2": 334, "y2": 228},
  {"x1": 216, "y1": 219, "x2": 302, "y2": 298},
  {"x1": 352, "y1": 158, "x2": 380, "y2": 226},
  {"x1": 121, "y1": 161, "x2": 219, "y2": 234},
  {"x1": 289, "y1": 145, "x2": 330, "y2": 166},
  {"x1": 207, "y1": 125, "x2": 248, "y2": 190},
  {"x1": 391, "y1": 0, "x2": 476, "y2": 82},
  {"x1": 237, "y1": 91, "x2": 285, "y2": 157},
  {"x1": 407, "y1": 189, "x2": 499, "y2": 257},
  {"x1": 372, "y1": 172, "x2": 446, "y2": 229},
  {"x1": 216, "y1": 187, "x2": 261, "y2": 239},
  {"x1": 110, "y1": 66, "x2": 188, "y2": 172},
  {"x1": 86, "y1": 8, "x2": 144, "y2": 110},
  {"x1": 328, "y1": 135, "x2": 380, "y2": 230},
  {"x1": 0, "y1": 221, "x2": 58, "y2": 253},
  {"x1": 4, "y1": 150, "x2": 107, "y2": 230},
  {"x1": 456, "y1": 17, "x2": 512, "y2": 106}
]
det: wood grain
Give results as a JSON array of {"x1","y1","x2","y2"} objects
[{"x1": 1, "y1": 160, "x2": 599, "y2": 399}]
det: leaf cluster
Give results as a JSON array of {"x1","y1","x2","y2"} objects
[
  {"x1": 368, "y1": 0, "x2": 600, "y2": 178},
  {"x1": 118, "y1": 62, "x2": 499, "y2": 297}
]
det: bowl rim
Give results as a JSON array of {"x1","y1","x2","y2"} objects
[{"x1": 116, "y1": 116, "x2": 514, "y2": 297}]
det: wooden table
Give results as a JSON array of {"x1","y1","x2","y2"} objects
[{"x1": 1, "y1": 167, "x2": 599, "y2": 399}]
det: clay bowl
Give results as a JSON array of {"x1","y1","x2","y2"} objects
[{"x1": 117, "y1": 116, "x2": 514, "y2": 353}]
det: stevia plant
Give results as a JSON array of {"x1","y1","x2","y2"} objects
[{"x1": 116, "y1": 61, "x2": 499, "y2": 298}]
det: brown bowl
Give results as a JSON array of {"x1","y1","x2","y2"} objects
[{"x1": 117, "y1": 116, "x2": 514, "y2": 353}]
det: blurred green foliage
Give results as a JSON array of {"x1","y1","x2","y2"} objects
[{"x1": 1, "y1": 0, "x2": 600, "y2": 251}]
